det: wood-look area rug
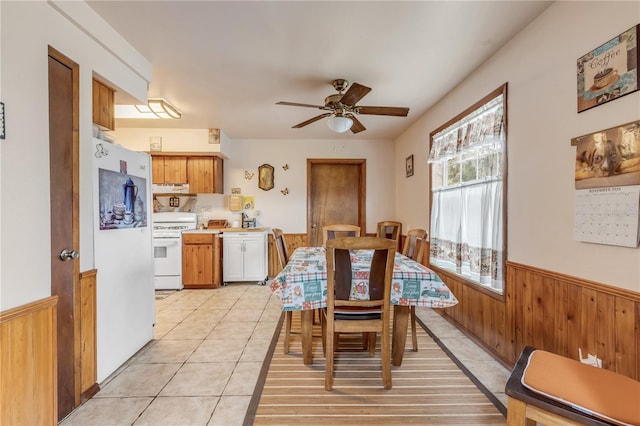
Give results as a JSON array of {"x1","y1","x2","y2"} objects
[{"x1": 244, "y1": 312, "x2": 507, "y2": 425}]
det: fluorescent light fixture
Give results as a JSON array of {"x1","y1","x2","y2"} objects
[
  {"x1": 147, "y1": 98, "x2": 181, "y2": 119},
  {"x1": 326, "y1": 114, "x2": 353, "y2": 133},
  {"x1": 115, "y1": 98, "x2": 181, "y2": 119}
]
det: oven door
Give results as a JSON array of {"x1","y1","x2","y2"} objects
[{"x1": 153, "y1": 235, "x2": 183, "y2": 289}]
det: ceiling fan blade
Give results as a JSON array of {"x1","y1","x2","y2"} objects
[
  {"x1": 357, "y1": 106, "x2": 409, "y2": 117},
  {"x1": 339, "y1": 82, "x2": 371, "y2": 107},
  {"x1": 349, "y1": 115, "x2": 366, "y2": 134},
  {"x1": 292, "y1": 113, "x2": 332, "y2": 128},
  {"x1": 277, "y1": 101, "x2": 325, "y2": 109}
]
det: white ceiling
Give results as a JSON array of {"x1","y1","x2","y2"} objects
[{"x1": 87, "y1": 1, "x2": 552, "y2": 140}]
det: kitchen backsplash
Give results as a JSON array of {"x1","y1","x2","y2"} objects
[
  {"x1": 153, "y1": 193, "x2": 260, "y2": 228},
  {"x1": 195, "y1": 193, "x2": 256, "y2": 227},
  {"x1": 153, "y1": 195, "x2": 196, "y2": 213}
]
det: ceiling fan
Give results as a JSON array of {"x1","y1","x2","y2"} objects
[{"x1": 276, "y1": 79, "x2": 409, "y2": 134}]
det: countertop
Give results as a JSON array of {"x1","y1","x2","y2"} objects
[
  {"x1": 183, "y1": 229, "x2": 222, "y2": 234},
  {"x1": 219, "y1": 227, "x2": 269, "y2": 233},
  {"x1": 183, "y1": 227, "x2": 269, "y2": 234}
]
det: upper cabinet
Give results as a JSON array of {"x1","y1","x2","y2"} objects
[
  {"x1": 188, "y1": 156, "x2": 223, "y2": 194},
  {"x1": 152, "y1": 156, "x2": 188, "y2": 184},
  {"x1": 151, "y1": 153, "x2": 223, "y2": 193},
  {"x1": 92, "y1": 79, "x2": 115, "y2": 130}
]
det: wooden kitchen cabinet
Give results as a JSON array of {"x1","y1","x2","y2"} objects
[
  {"x1": 182, "y1": 233, "x2": 221, "y2": 289},
  {"x1": 187, "y1": 156, "x2": 224, "y2": 193},
  {"x1": 92, "y1": 79, "x2": 115, "y2": 130},
  {"x1": 151, "y1": 156, "x2": 188, "y2": 184},
  {"x1": 151, "y1": 153, "x2": 223, "y2": 193}
]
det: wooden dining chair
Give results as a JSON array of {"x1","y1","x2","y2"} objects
[
  {"x1": 322, "y1": 237, "x2": 396, "y2": 390},
  {"x1": 402, "y1": 228, "x2": 428, "y2": 351},
  {"x1": 322, "y1": 224, "x2": 361, "y2": 247},
  {"x1": 274, "y1": 228, "x2": 321, "y2": 353},
  {"x1": 273, "y1": 228, "x2": 289, "y2": 270},
  {"x1": 376, "y1": 221, "x2": 402, "y2": 251},
  {"x1": 273, "y1": 228, "x2": 295, "y2": 354}
]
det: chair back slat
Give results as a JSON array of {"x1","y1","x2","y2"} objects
[
  {"x1": 376, "y1": 221, "x2": 402, "y2": 251},
  {"x1": 376, "y1": 221, "x2": 401, "y2": 240},
  {"x1": 368, "y1": 249, "x2": 388, "y2": 301},
  {"x1": 272, "y1": 228, "x2": 288, "y2": 270},
  {"x1": 402, "y1": 229, "x2": 428, "y2": 263},
  {"x1": 323, "y1": 224, "x2": 361, "y2": 246},
  {"x1": 334, "y1": 248, "x2": 353, "y2": 301},
  {"x1": 326, "y1": 237, "x2": 396, "y2": 305}
]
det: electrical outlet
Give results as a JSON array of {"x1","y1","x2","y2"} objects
[{"x1": 579, "y1": 348, "x2": 602, "y2": 368}]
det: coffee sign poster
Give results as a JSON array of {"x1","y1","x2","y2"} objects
[{"x1": 577, "y1": 24, "x2": 639, "y2": 113}]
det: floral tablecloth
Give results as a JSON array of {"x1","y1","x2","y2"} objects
[{"x1": 269, "y1": 246, "x2": 458, "y2": 311}]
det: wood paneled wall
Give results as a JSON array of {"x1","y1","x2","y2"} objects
[
  {"x1": 438, "y1": 259, "x2": 640, "y2": 381},
  {"x1": 1, "y1": 296, "x2": 58, "y2": 425},
  {"x1": 269, "y1": 233, "x2": 639, "y2": 380},
  {"x1": 80, "y1": 270, "x2": 99, "y2": 400}
]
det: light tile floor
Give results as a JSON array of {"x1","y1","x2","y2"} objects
[{"x1": 61, "y1": 284, "x2": 510, "y2": 425}]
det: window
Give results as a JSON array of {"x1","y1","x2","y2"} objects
[{"x1": 428, "y1": 85, "x2": 507, "y2": 293}]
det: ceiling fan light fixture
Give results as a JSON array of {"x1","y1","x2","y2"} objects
[{"x1": 326, "y1": 115, "x2": 353, "y2": 133}]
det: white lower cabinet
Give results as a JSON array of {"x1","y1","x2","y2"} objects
[{"x1": 222, "y1": 229, "x2": 268, "y2": 284}]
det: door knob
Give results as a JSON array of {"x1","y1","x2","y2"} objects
[
  {"x1": 60, "y1": 249, "x2": 79, "y2": 261},
  {"x1": 312, "y1": 224, "x2": 317, "y2": 228}
]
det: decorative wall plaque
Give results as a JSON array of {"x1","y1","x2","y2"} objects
[{"x1": 258, "y1": 163, "x2": 274, "y2": 191}]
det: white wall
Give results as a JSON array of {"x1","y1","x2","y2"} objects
[
  {"x1": 0, "y1": 1, "x2": 150, "y2": 308},
  {"x1": 223, "y1": 138, "x2": 396, "y2": 234},
  {"x1": 116, "y1": 131, "x2": 397, "y2": 234},
  {"x1": 395, "y1": 1, "x2": 640, "y2": 292},
  {"x1": 110, "y1": 127, "x2": 226, "y2": 155}
]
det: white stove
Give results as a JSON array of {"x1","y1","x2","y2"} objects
[{"x1": 152, "y1": 212, "x2": 197, "y2": 290}]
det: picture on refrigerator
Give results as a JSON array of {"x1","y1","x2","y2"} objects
[{"x1": 98, "y1": 167, "x2": 148, "y2": 230}]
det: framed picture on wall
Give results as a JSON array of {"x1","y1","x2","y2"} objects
[
  {"x1": 258, "y1": 163, "x2": 274, "y2": 191},
  {"x1": 577, "y1": 24, "x2": 639, "y2": 113},
  {"x1": 406, "y1": 155, "x2": 414, "y2": 177},
  {"x1": 149, "y1": 136, "x2": 162, "y2": 151}
]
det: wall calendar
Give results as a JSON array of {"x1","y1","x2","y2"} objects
[{"x1": 574, "y1": 185, "x2": 640, "y2": 247}]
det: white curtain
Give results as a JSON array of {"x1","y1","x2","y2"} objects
[{"x1": 430, "y1": 181, "x2": 503, "y2": 292}]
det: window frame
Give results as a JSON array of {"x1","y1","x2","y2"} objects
[{"x1": 428, "y1": 83, "x2": 508, "y2": 300}]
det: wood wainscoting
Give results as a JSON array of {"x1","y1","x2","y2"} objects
[
  {"x1": 79, "y1": 269, "x2": 99, "y2": 400},
  {"x1": 438, "y1": 259, "x2": 640, "y2": 381},
  {"x1": 0, "y1": 296, "x2": 58, "y2": 425}
]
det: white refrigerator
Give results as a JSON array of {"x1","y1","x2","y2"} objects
[{"x1": 93, "y1": 139, "x2": 155, "y2": 382}]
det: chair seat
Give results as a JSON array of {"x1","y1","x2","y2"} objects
[
  {"x1": 330, "y1": 305, "x2": 383, "y2": 320},
  {"x1": 335, "y1": 311, "x2": 382, "y2": 320}
]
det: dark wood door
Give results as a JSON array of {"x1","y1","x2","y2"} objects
[
  {"x1": 307, "y1": 159, "x2": 366, "y2": 246},
  {"x1": 48, "y1": 47, "x2": 80, "y2": 421}
]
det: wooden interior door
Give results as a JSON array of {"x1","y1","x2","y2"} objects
[
  {"x1": 307, "y1": 159, "x2": 366, "y2": 246},
  {"x1": 48, "y1": 46, "x2": 80, "y2": 421}
]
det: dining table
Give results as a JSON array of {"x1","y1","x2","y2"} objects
[{"x1": 269, "y1": 246, "x2": 458, "y2": 365}]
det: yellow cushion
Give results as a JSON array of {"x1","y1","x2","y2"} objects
[{"x1": 522, "y1": 350, "x2": 640, "y2": 426}]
